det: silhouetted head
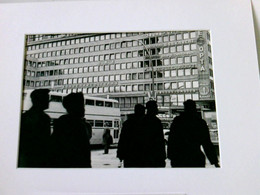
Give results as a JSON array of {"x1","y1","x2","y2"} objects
[
  {"x1": 184, "y1": 99, "x2": 197, "y2": 113},
  {"x1": 146, "y1": 100, "x2": 158, "y2": 116},
  {"x1": 134, "y1": 104, "x2": 145, "y2": 118},
  {"x1": 30, "y1": 89, "x2": 50, "y2": 110},
  {"x1": 62, "y1": 92, "x2": 85, "y2": 117}
]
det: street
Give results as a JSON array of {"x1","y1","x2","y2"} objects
[{"x1": 91, "y1": 147, "x2": 216, "y2": 168}]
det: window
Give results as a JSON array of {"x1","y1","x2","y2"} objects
[
  {"x1": 110, "y1": 75, "x2": 115, "y2": 81},
  {"x1": 191, "y1": 44, "x2": 197, "y2": 50},
  {"x1": 163, "y1": 47, "x2": 169, "y2": 53},
  {"x1": 115, "y1": 75, "x2": 120, "y2": 81},
  {"x1": 116, "y1": 53, "x2": 120, "y2": 59},
  {"x1": 109, "y1": 86, "x2": 114, "y2": 92},
  {"x1": 88, "y1": 88, "x2": 92, "y2": 94},
  {"x1": 164, "y1": 70, "x2": 170, "y2": 77},
  {"x1": 191, "y1": 55, "x2": 198, "y2": 62},
  {"x1": 138, "y1": 84, "x2": 144, "y2": 91},
  {"x1": 170, "y1": 34, "x2": 175, "y2": 41},
  {"x1": 121, "y1": 74, "x2": 126, "y2": 80},
  {"x1": 95, "y1": 120, "x2": 104, "y2": 127},
  {"x1": 190, "y1": 32, "x2": 196, "y2": 38},
  {"x1": 86, "y1": 99, "x2": 94, "y2": 105},
  {"x1": 99, "y1": 76, "x2": 103, "y2": 82},
  {"x1": 193, "y1": 93, "x2": 199, "y2": 100},
  {"x1": 120, "y1": 85, "x2": 126, "y2": 92},
  {"x1": 177, "y1": 94, "x2": 184, "y2": 105},
  {"x1": 171, "y1": 58, "x2": 176, "y2": 65},
  {"x1": 177, "y1": 34, "x2": 182, "y2": 40},
  {"x1": 184, "y1": 56, "x2": 190, "y2": 63},
  {"x1": 163, "y1": 36, "x2": 169, "y2": 42},
  {"x1": 127, "y1": 85, "x2": 132, "y2": 92},
  {"x1": 171, "y1": 82, "x2": 177, "y2": 89},
  {"x1": 170, "y1": 46, "x2": 176, "y2": 53},
  {"x1": 185, "y1": 94, "x2": 192, "y2": 100},
  {"x1": 98, "y1": 87, "x2": 103, "y2": 93},
  {"x1": 177, "y1": 45, "x2": 183, "y2": 52},
  {"x1": 104, "y1": 87, "x2": 109, "y2": 93},
  {"x1": 132, "y1": 85, "x2": 138, "y2": 91},
  {"x1": 192, "y1": 68, "x2": 198, "y2": 75},
  {"x1": 164, "y1": 59, "x2": 170, "y2": 66},
  {"x1": 89, "y1": 66, "x2": 93, "y2": 72},
  {"x1": 186, "y1": 81, "x2": 192, "y2": 88},
  {"x1": 115, "y1": 86, "x2": 120, "y2": 92},
  {"x1": 183, "y1": 33, "x2": 189, "y2": 39},
  {"x1": 184, "y1": 44, "x2": 190, "y2": 51},
  {"x1": 164, "y1": 83, "x2": 171, "y2": 90},
  {"x1": 104, "y1": 75, "x2": 109, "y2": 81},
  {"x1": 185, "y1": 69, "x2": 191, "y2": 76},
  {"x1": 115, "y1": 64, "x2": 120, "y2": 70},
  {"x1": 177, "y1": 57, "x2": 183, "y2": 64},
  {"x1": 193, "y1": 81, "x2": 199, "y2": 88}
]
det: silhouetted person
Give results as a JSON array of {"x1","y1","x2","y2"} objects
[
  {"x1": 102, "y1": 127, "x2": 113, "y2": 154},
  {"x1": 167, "y1": 99, "x2": 220, "y2": 168},
  {"x1": 51, "y1": 93, "x2": 92, "y2": 168},
  {"x1": 117, "y1": 104, "x2": 145, "y2": 167},
  {"x1": 142, "y1": 101, "x2": 166, "y2": 167},
  {"x1": 18, "y1": 89, "x2": 51, "y2": 167}
]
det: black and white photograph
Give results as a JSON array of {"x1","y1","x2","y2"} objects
[{"x1": 18, "y1": 31, "x2": 220, "y2": 168}]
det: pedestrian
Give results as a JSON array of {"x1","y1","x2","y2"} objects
[
  {"x1": 18, "y1": 89, "x2": 51, "y2": 167},
  {"x1": 51, "y1": 92, "x2": 92, "y2": 168},
  {"x1": 167, "y1": 99, "x2": 220, "y2": 168},
  {"x1": 117, "y1": 104, "x2": 145, "y2": 167},
  {"x1": 102, "y1": 126, "x2": 113, "y2": 154},
  {"x1": 142, "y1": 100, "x2": 166, "y2": 167}
]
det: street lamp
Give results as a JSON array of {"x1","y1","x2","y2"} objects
[{"x1": 121, "y1": 39, "x2": 156, "y2": 100}]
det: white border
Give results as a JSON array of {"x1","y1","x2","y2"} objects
[{"x1": 0, "y1": 0, "x2": 260, "y2": 194}]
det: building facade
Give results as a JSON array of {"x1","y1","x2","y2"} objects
[{"x1": 24, "y1": 31, "x2": 215, "y2": 118}]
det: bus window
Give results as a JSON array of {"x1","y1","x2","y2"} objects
[
  {"x1": 96, "y1": 100, "x2": 104, "y2": 106},
  {"x1": 114, "y1": 102, "x2": 119, "y2": 108},
  {"x1": 95, "y1": 120, "x2": 103, "y2": 127},
  {"x1": 105, "y1": 120, "x2": 112, "y2": 127},
  {"x1": 114, "y1": 120, "x2": 119, "y2": 128},
  {"x1": 86, "y1": 120, "x2": 94, "y2": 127},
  {"x1": 105, "y1": 101, "x2": 113, "y2": 107},
  {"x1": 114, "y1": 129, "x2": 119, "y2": 138},
  {"x1": 86, "y1": 99, "x2": 94, "y2": 106},
  {"x1": 50, "y1": 95, "x2": 62, "y2": 102}
]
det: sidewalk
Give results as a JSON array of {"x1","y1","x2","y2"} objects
[{"x1": 91, "y1": 148, "x2": 215, "y2": 168}]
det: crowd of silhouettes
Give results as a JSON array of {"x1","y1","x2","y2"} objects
[{"x1": 18, "y1": 89, "x2": 219, "y2": 168}]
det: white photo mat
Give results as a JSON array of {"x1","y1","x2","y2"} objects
[{"x1": 0, "y1": 0, "x2": 260, "y2": 194}]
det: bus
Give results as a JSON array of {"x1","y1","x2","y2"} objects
[{"x1": 21, "y1": 89, "x2": 121, "y2": 145}]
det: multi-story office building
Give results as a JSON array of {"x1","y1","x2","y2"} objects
[{"x1": 23, "y1": 31, "x2": 216, "y2": 119}]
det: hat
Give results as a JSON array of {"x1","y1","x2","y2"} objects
[{"x1": 30, "y1": 89, "x2": 50, "y2": 101}]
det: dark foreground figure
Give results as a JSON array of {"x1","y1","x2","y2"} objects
[
  {"x1": 51, "y1": 93, "x2": 92, "y2": 168},
  {"x1": 142, "y1": 101, "x2": 166, "y2": 167},
  {"x1": 18, "y1": 89, "x2": 51, "y2": 167},
  {"x1": 167, "y1": 100, "x2": 219, "y2": 168},
  {"x1": 117, "y1": 104, "x2": 146, "y2": 167}
]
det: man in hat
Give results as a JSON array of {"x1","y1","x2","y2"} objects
[
  {"x1": 51, "y1": 92, "x2": 92, "y2": 168},
  {"x1": 167, "y1": 99, "x2": 220, "y2": 167},
  {"x1": 18, "y1": 89, "x2": 51, "y2": 167}
]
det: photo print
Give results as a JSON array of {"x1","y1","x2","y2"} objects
[{"x1": 18, "y1": 31, "x2": 220, "y2": 168}]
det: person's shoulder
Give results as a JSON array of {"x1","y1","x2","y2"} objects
[{"x1": 57, "y1": 114, "x2": 70, "y2": 121}]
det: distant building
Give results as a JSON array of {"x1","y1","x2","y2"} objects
[{"x1": 24, "y1": 31, "x2": 216, "y2": 119}]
